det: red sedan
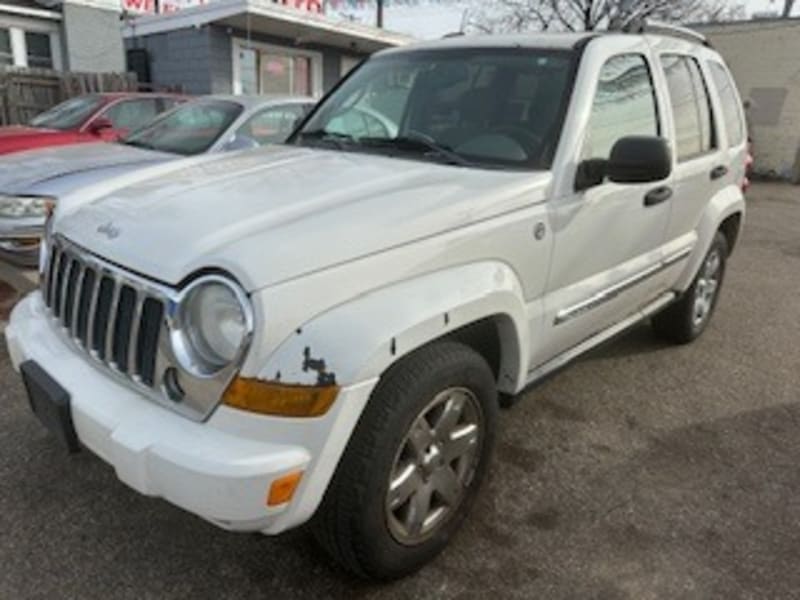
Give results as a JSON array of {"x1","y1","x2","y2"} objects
[{"x1": 0, "y1": 93, "x2": 184, "y2": 156}]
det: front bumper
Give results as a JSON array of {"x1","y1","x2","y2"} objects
[{"x1": 6, "y1": 292, "x2": 377, "y2": 533}]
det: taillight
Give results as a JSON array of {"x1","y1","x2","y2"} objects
[{"x1": 742, "y1": 146, "x2": 754, "y2": 193}]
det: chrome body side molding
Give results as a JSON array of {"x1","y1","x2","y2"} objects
[{"x1": 554, "y1": 246, "x2": 692, "y2": 326}]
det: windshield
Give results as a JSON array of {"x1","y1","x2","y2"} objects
[
  {"x1": 121, "y1": 100, "x2": 244, "y2": 156},
  {"x1": 29, "y1": 95, "x2": 105, "y2": 130},
  {"x1": 295, "y1": 48, "x2": 575, "y2": 169}
]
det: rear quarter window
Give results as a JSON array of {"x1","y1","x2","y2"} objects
[
  {"x1": 708, "y1": 61, "x2": 746, "y2": 147},
  {"x1": 660, "y1": 54, "x2": 717, "y2": 162}
]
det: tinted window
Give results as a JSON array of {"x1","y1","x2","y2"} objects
[
  {"x1": 25, "y1": 32, "x2": 52, "y2": 69},
  {"x1": 237, "y1": 103, "x2": 310, "y2": 145},
  {"x1": 121, "y1": 100, "x2": 243, "y2": 155},
  {"x1": 103, "y1": 99, "x2": 160, "y2": 131},
  {"x1": 29, "y1": 95, "x2": 104, "y2": 130},
  {"x1": 584, "y1": 54, "x2": 659, "y2": 160},
  {"x1": 0, "y1": 29, "x2": 12, "y2": 66},
  {"x1": 708, "y1": 61, "x2": 745, "y2": 146},
  {"x1": 298, "y1": 49, "x2": 576, "y2": 169},
  {"x1": 661, "y1": 55, "x2": 716, "y2": 161}
]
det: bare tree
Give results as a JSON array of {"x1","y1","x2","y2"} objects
[
  {"x1": 783, "y1": 0, "x2": 796, "y2": 18},
  {"x1": 467, "y1": 0, "x2": 745, "y2": 34}
]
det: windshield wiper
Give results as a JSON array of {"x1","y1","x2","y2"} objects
[
  {"x1": 119, "y1": 138, "x2": 155, "y2": 150},
  {"x1": 297, "y1": 129, "x2": 356, "y2": 149},
  {"x1": 359, "y1": 134, "x2": 472, "y2": 167}
]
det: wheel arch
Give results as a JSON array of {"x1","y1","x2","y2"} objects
[
  {"x1": 674, "y1": 185, "x2": 745, "y2": 293},
  {"x1": 255, "y1": 261, "x2": 529, "y2": 394}
]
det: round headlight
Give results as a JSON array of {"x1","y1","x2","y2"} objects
[
  {"x1": 0, "y1": 196, "x2": 51, "y2": 219},
  {"x1": 177, "y1": 277, "x2": 253, "y2": 374}
]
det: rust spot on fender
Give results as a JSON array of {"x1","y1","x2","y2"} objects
[{"x1": 302, "y1": 347, "x2": 337, "y2": 386}]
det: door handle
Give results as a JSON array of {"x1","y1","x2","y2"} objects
[
  {"x1": 710, "y1": 165, "x2": 728, "y2": 180},
  {"x1": 644, "y1": 186, "x2": 673, "y2": 207}
]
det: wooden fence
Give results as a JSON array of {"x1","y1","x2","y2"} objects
[{"x1": 0, "y1": 68, "x2": 140, "y2": 126}]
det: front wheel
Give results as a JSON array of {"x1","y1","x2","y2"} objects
[
  {"x1": 312, "y1": 341, "x2": 498, "y2": 580},
  {"x1": 652, "y1": 231, "x2": 729, "y2": 344}
]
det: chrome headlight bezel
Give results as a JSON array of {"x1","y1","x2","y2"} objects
[
  {"x1": 170, "y1": 275, "x2": 255, "y2": 378},
  {"x1": 0, "y1": 195, "x2": 53, "y2": 219},
  {"x1": 38, "y1": 201, "x2": 56, "y2": 274}
]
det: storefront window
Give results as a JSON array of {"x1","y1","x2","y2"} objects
[
  {"x1": 236, "y1": 42, "x2": 317, "y2": 97},
  {"x1": 239, "y1": 48, "x2": 258, "y2": 95}
]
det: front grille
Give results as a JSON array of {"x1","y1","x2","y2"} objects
[{"x1": 42, "y1": 238, "x2": 166, "y2": 388}]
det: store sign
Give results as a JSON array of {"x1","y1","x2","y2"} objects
[{"x1": 122, "y1": 0, "x2": 321, "y2": 14}]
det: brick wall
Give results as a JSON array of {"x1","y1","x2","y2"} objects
[{"x1": 701, "y1": 20, "x2": 800, "y2": 182}]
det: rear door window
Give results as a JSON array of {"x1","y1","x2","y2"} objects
[
  {"x1": 103, "y1": 99, "x2": 161, "y2": 131},
  {"x1": 583, "y1": 54, "x2": 660, "y2": 160},
  {"x1": 708, "y1": 61, "x2": 745, "y2": 147},
  {"x1": 660, "y1": 55, "x2": 717, "y2": 161},
  {"x1": 238, "y1": 104, "x2": 310, "y2": 144}
]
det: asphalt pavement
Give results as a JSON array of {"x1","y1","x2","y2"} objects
[{"x1": 1, "y1": 183, "x2": 799, "y2": 599}]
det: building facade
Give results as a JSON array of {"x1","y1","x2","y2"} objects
[
  {"x1": 696, "y1": 18, "x2": 800, "y2": 182},
  {"x1": 123, "y1": 0, "x2": 412, "y2": 97},
  {"x1": 0, "y1": 0, "x2": 125, "y2": 73}
]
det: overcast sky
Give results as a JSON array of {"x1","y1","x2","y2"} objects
[{"x1": 333, "y1": 0, "x2": 797, "y2": 39}]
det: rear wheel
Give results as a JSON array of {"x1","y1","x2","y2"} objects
[
  {"x1": 652, "y1": 231, "x2": 728, "y2": 344},
  {"x1": 312, "y1": 341, "x2": 498, "y2": 580}
]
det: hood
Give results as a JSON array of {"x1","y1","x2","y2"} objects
[
  {"x1": 57, "y1": 145, "x2": 551, "y2": 290},
  {"x1": 0, "y1": 126, "x2": 84, "y2": 155},
  {"x1": 0, "y1": 126, "x2": 52, "y2": 138},
  {"x1": 0, "y1": 142, "x2": 172, "y2": 195}
]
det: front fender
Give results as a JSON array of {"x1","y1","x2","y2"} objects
[
  {"x1": 674, "y1": 185, "x2": 745, "y2": 293},
  {"x1": 257, "y1": 261, "x2": 529, "y2": 393}
]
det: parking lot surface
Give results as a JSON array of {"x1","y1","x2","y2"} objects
[{"x1": 1, "y1": 183, "x2": 799, "y2": 599}]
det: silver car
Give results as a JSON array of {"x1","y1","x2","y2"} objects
[{"x1": 0, "y1": 95, "x2": 313, "y2": 266}]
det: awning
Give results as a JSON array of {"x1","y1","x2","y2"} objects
[{"x1": 122, "y1": 0, "x2": 414, "y2": 53}]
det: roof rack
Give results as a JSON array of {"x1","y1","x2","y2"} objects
[{"x1": 611, "y1": 17, "x2": 712, "y2": 47}]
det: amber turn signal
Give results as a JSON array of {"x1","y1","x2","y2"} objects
[
  {"x1": 268, "y1": 470, "x2": 303, "y2": 507},
  {"x1": 223, "y1": 377, "x2": 339, "y2": 417}
]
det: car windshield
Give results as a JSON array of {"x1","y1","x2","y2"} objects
[
  {"x1": 121, "y1": 100, "x2": 244, "y2": 156},
  {"x1": 29, "y1": 95, "x2": 105, "y2": 130},
  {"x1": 295, "y1": 48, "x2": 575, "y2": 169}
]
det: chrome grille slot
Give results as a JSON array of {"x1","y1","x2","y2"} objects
[{"x1": 42, "y1": 238, "x2": 167, "y2": 391}]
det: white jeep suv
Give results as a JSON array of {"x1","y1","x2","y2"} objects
[{"x1": 6, "y1": 25, "x2": 748, "y2": 579}]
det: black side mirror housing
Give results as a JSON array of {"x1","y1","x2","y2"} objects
[
  {"x1": 607, "y1": 135, "x2": 672, "y2": 184},
  {"x1": 574, "y1": 136, "x2": 672, "y2": 191}
]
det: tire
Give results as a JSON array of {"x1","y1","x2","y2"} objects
[
  {"x1": 652, "y1": 231, "x2": 729, "y2": 344},
  {"x1": 312, "y1": 341, "x2": 498, "y2": 580}
]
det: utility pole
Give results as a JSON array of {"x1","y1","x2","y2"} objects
[
  {"x1": 377, "y1": 0, "x2": 384, "y2": 28},
  {"x1": 783, "y1": 0, "x2": 796, "y2": 17}
]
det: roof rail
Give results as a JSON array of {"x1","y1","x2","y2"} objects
[{"x1": 610, "y1": 17, "x2": 712, "y2": 47}]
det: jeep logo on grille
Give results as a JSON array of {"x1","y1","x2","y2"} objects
[{"x1": 97, "y1": 221, "x2": 120, "y2": 240}]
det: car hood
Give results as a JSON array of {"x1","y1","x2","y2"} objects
[
  {"x1": 57, "y1": 145, "x2": 551, "y2": 290},
  {"x1": 0, "y1": 142, "x2": 173, "y2": 194},
  {"x1": 0, "y1": 125, "x2": 57, "y2": 138}
]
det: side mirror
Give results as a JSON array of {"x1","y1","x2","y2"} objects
[
  {"x1": 574, "y1": 136, "x2": 672, "y2": 191},
  {"x1": 607, "y1": 136, "x2": 672, "y2": 184},
  {"x1": 223, "y1": 134, "x2": 260, "y2": 152},
  {"x1": 88, "y1": 116, "x2": 114, "y2": 135}
]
